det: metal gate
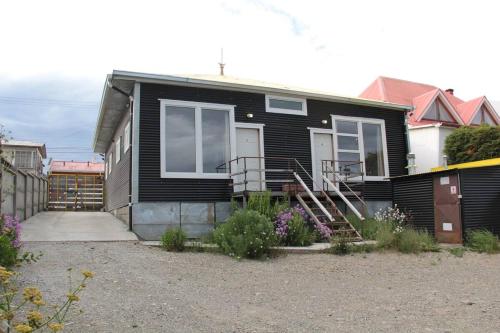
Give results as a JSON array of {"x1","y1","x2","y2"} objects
[
  {"x1": 48, "y1": 174, "x2": 103, "y2": 211},
  {"x1": 433, "y1": 173, "x2": 462, "y2": 243}
]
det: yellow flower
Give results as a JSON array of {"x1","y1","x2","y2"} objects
[
  {"x1": 48, "y1": 323, "x2": 64, "y2": 332},
  {"x1": 27, "y1": 310, "x2": 43, "y2": 322},
  {"x1": 33, "y1": 298, "x2": 46, "y2": 306},
  {"x1": 23, "y1": 287, "x2": 42, "y2": 302},
  {"x1": 14, "y1": 324, "x2": 33, "y2": 333},
  {"x1": 66, "y1": 293, "x2": 80, "y2": 302},
  {"x1": 0, "y1": 311, "x2": 14, "y2": 321},
  {"x1": 0, "y1": 266, "x2": 14, "y2": 282},
  {"x1": 81, "y1": 270, "x2": 94, "y2": 278}
]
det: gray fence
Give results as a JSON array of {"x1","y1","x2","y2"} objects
[{"x1": 1, "y1": 160, "x2": 48, "y2": 220}]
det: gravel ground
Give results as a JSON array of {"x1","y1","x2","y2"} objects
[{"x1": 18, "y1": 242, "x2": 500, "y2": 333}]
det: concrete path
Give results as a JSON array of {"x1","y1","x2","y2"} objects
[{"x1": 21, "y1": 211, "x2": 138, "y2": 242}]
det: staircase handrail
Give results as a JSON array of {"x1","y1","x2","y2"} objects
[
  {"x1": 322, "y1": 175, "x2": 365, "y2": 221},
  {"x1": 293, "y1": 172, "x2": 333, "y2": 222}
]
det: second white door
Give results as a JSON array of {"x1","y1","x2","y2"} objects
[
  {"x1": 312, "y1": 132, "x2": 334, "y2": 190},
  {"x1": 235, "y1": 127, "x2": 263, "y2": 192}
]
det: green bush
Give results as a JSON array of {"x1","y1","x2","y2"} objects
[
  {"x1": 283, "y1": 212, "x2": 315, "y2": 246},
  {"x1": 161, "y1": 227, "x2": 187, "y2": 252},
  {"x1": 444, "y1": 125, "x2": 500, "y2": 164},
  {"x1": 349, "y1": 215, "x2": 381, "y2": 240},
  {"x1": 214, "y1": 209, "x2": 277, "y2": 259},
  {"x1": 466, "y1": 230, "x2": 499, "y2": 253},
  {"x1": 396, "y1": 229, "x2": 439, "y2": 254},
  {"x1": 246, "y1": 191, "x2": 289, "y2": 220},
  {"x1": 375, "y1": 223, "x2": 396, "y2": 249},
  {"x1": 0, "y1": 235, "x2": 18, "y2": 267}
]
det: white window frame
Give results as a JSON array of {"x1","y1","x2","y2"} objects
[
  {"x1": 265, "y1": 94, "x2": 307, "y2": 116},
  {"x1": 105, "y1": 162, "x2": 108, "y2": 179},
  {"x1": 159, "y1": 99, "x2": 236, "y2": 179},
  {"x1": 108, "y1": 152, "x2": 113, "y2": 174},
  {"x1": 115, "y1": 137, "x2": 121, "y2": 163},
  {"x1": 124, "y1": 121, "x2": 130, "y2": 153},
  {"x1": 331, "y1": 115, "x2": 390, "y2": 181}
]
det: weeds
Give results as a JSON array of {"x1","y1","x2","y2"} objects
[
  {"x1": 161, "y1": 227, "x2": 187, "y2": 252},
  {"x1": 466, "y1": 230, "x2": 499, "y2": 253},
  {"x1": 448, "y1": 247, "x2": 466, "y2": 257}
]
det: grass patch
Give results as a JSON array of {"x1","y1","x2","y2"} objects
[
  {"x1": 466, "y1": 230, "x2": 500, "y2": 253},
  {"x1": 348, "y1": 215, "x2": 381, "y2": 240},
  {"x1": 161, "y1": 227, "x2": 187, "y2": 252},
  {"x1": 396, "y1": 229, "x2": 439, "y2": 254},
  {"x1": 448, "y1": 247, "x2": 466, "y2": 257}
]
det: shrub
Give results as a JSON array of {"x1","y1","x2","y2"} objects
[
  {"x1": 0, "y1": 214, "x2": 22, "y2": 249},
  {"x1": 349, "y1": 215, "x2": 380, "y2": 240},
  {"x1": 466, "y1": 230, "x2": 499, "y2": 253},
  {"x1": 331, "y1": 231, "x2": 350, "y2": 255},
  {"x1": 214, "y1": 209, "x2": 277, "y2": 259},
  {"x1": 247, "y1": 191, "x2": 289, "y2": 220},
  {"x1": 444, "y1": 125, "x2": 500, "y2": 164},
  {"x1": 374, "y1": 205, "x2": 410, "y2": 233},
  {"x1": 396, "y1": 229, "x2": 439, "y2": 254},
  {"x1": 161, "y1": 227, "x2": 187, "y2": 252},
  {"x1": 0, "y1": 235, "x2": 17, "y2": 267},
  {"x1": 375, "y1": 223, "x2": 396, "y2": 249},
  {"x1": 282, "y1": 212, "x2": 315, "y2": 246}
]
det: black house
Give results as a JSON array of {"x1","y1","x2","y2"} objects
[{"x1": 93, "y1": 71, "x2": 412, "y2": 240}]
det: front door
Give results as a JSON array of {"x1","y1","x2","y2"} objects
[
  {"x1": 433, "y1": 174, "x2": 462, "y2": 243},
  {"x1": 312, "y1": 132, "x2": 335, "y2": 191},
  {"x1": 235, "y1": 127, "x2": 263, "y2": 192}
]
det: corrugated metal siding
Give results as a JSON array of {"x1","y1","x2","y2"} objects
[
  {"x1": 460, "y1": 165, "x2": 500, "y2": 236},
  {"x1": 139, "y1": 83, "x2": 408, "y2": 202},
  {"x1": 392, "y1": 174, "x2": 435, "y2": 234},
  {"x1": 105, "y1": 112, "x2": 131, "y2": 210}
]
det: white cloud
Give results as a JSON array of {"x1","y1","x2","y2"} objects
[{"x1": 0, "y1": 0, "x2": 499, "y2": 100}]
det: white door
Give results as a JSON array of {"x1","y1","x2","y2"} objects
[
  {"x1": 312, "y1": 132, "x2": 334, "y2": 191},
  {"x1": 235, "y1": 127, "x2": 263, "y2": 192}
]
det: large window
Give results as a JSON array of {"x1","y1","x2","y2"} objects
[
  {"x1": 471, "y1": 106, "x2": 498, "y2": 125},
  {"x1": 14, "y1": 151, "x2": 33, "y2": 168},
  {"x1": 332, "y1": 116, "x2": 389, "y2": 180},
  {"x1": 265, "y1": 95, "x2": 307, "y2": 116},
  {"x1": 160, "y1": 100, "x2": 235, "y2": 178},
  {"x1": 423, "y1": 100, "x2": 455, "y2": 123}
]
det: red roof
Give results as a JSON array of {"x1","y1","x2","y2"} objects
[
  {"x1": 49, "y1": 160, "x2": 104, "y2": 174},
  {"x1": 360, "y1": 77, "x2": 499, "y2": 126}
]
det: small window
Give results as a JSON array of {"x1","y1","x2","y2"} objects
[
  {"x1": 105, "y1": 162, "x2": 108, "y2": 179},
  {"x1": 124, "y1": 121, "x2": 130, "y2": 153},
  {"x1": 108, "y1": 152, "x2": 113, "y2": 174},
  {"x1": 423, "y1": 100, "x2": 455, "y2": 123},
  {"x1": 115, "y1": 137, "x2": 121, "y2": 163},
  {"x1": 14, "y1": 151, "x2": 33, "y2": 168},
  {"x1": 472, "y1": 106, "x2": 497, "y2": 125},
  {"x1": 265, "y1": 95, "x2": 307, "y2": 116}
]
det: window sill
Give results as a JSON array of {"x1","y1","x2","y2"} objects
[{"x1": 161, "y1": 172, "x2": 230, "y2": 179}]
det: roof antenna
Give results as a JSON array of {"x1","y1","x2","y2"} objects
[{"x1": 219, "y1": 48, "x2": 225, "y2": 76}]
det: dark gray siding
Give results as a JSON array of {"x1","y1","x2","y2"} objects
[
  {"x1": 460, "y1": 166, "x2": 500, "y2": 236},
  {"x1": 392, "y1": 174, "x2": 435, "y2": 234},
  {"x1": 105, "y1": 112, "x2": 131, "y2": 210},
  {"x1": 139, "y1": 83, "x2": 408, "y2": 202}
]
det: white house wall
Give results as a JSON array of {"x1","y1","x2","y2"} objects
[{"x1": 409, "y1": 126, "x2": 441, "y2": 173}]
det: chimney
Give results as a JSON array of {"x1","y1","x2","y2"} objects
[{"x1": 445, "y1": 88, "x2": 454, "y2": 95}]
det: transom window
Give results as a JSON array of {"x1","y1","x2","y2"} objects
[
  {"x1": 423, "y1": 100, "x2": 455, "y2": 123},
  {"x1": 160, "y1": 99, "x2": 235, "y2": 178},
  {"x1": 265, "y1": 95, "x2": 307, "y2": 116},
  {"x1": 332, "y1": 116, "x2": 389, "y2": 179},
  {"x1": 472, "y1": 106, "x2": 497, "y2": 125}
]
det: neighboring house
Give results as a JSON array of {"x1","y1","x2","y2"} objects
[
  {"x1": 1, "y1": 140, "x2": 46, "y2": 176},
  {"x1": 47, "y1": 160, "x2": 105, "y2": 211},
  {"x1": 360, "y1": 77, "x2": 500, "y2": 173},
  {"x1": 93, "y1": 70, "x2": 412, "y2": 240}
]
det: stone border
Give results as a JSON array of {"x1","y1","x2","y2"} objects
[{"x1": 142, "y1": 240, "x2": 378, "y2": 254}]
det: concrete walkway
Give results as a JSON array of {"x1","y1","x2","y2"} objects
[{"x1": 21, "y1": 211, "x2": 138, "y2": 242}]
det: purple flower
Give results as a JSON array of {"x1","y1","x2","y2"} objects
[{"x1": 1, "y1": 214, "x2": 22, "y2": 248}]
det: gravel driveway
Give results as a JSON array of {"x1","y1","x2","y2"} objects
[{"x1": 18, "y1": 242, "x2": 500, "y2": 333}]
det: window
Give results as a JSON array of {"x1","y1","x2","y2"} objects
[
  {"x1": 332, "y1": 116, "x2": 389, "y2": 179},
  {"x1": 423, "y1": 100, "x2": 455, "y2": 122},
  {"x1": 105, "y1": 162, "x2": 108, "y2": 179},
  {"x1": 124, "y1": 121, "x2": 130, "y2": 153},
  {"x1": 115, "y1": 137, "x2": 121, "y2": 163},
  {"x1": 472, "y1": 106, "x2": 497, "y2": 125},
  {"x1": 265, "y1": 95, "x2": 307, "y2": 116},
  {"x1": 160, "y1": 99, "x2": 235, "y2": 178},
  {"x1": 108, "y1": 152, "x2": 113, "y2": 174},
  {"x1": 14, "y1": 151, "x2": 33, "y2": 168}
]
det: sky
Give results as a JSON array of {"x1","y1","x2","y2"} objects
[{"x1": 0, "y1": 0, "x2": 499, "y2": 165}]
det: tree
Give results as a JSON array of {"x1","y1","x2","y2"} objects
[{"x1": 444, "y1": 125, "x2": 500, "y2": 164}]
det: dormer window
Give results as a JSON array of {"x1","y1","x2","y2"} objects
[
  {"x1": 472, "y1": 106, "x2": 497, "y2": 125},
  {"x1": 423, "y1": 100, "x2": 455, "y2": 123}
]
